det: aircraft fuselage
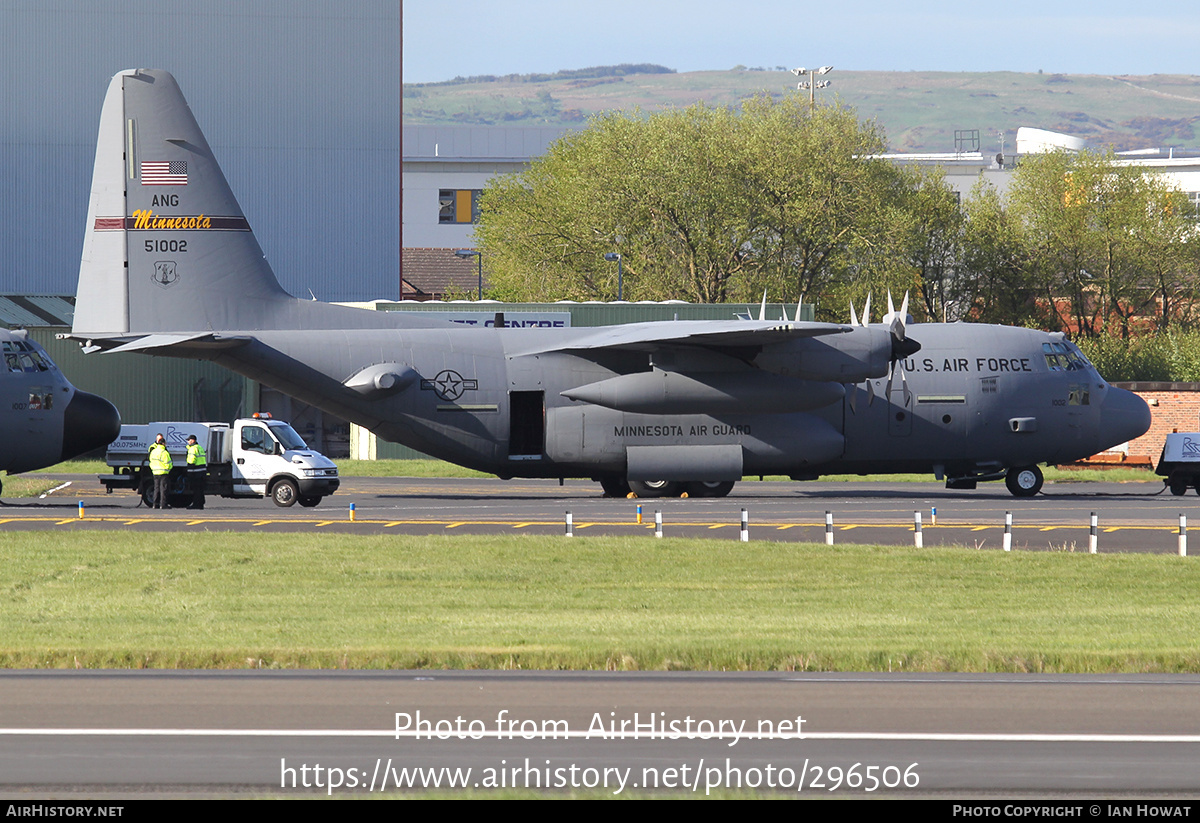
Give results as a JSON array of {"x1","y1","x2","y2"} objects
[{"x1": 193, "y1": 321, "x2": 1147, "y2": 485}]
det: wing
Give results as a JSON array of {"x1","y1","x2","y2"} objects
[{"x1": 510, "y1": 319, "x2": 851, "y2": 357}]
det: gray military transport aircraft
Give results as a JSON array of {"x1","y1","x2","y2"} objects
[
  {"x1": 1, "y1": 327, "x2": 120, "y2": 494},
  {"x1": 67, "y1": 69, "x2": 1151, "y2": 500}
]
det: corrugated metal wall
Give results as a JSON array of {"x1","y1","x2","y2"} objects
[
  {"x1": 29, "y1": 329, "x2": 255, "y2": 426},
  {"x1": 0, "y1": 0, "x2": 400, "y2": 302}
]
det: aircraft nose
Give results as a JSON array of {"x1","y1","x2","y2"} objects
[
  {"x1": 1099, "y1": 386, "x2": 1152, "y2": 451},
  {"x1": 60, "y1": 390, "x2": 121, "y2": 461}
]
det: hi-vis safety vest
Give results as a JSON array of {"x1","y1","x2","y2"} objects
[
  {"x1": 149, "y1": 443, "x2": 173, "y2": 476},
  {"x1": 187, "y1": 443, "x2": 207, "y2": 468}
]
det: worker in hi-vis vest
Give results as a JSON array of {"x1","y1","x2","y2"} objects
[
  {"x1": 148, "y1": 433, "x2": 173, "y2": 509},
  {"x1": 186, "y1": 433, "x2": 207, "y2": 510}
]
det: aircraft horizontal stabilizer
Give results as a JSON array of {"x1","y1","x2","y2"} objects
[{"x1": 82, "y1": 332, "x2": 248, "y2": 354}]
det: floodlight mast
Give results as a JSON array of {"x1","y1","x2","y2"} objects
[{"x1": 791, "y1": 65, "x2": 833, "y2": 112}]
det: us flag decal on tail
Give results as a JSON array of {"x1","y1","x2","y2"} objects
[{"x1": 140, "y1": 160, "x2": 187, "y2": 185}]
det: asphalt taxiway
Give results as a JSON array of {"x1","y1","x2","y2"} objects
[
  {"x1": 1, "y1": 475, "x2": 1196, "y2": 552},
  {"x1": 2, "y1": 670, "x2": 1200, "y2": 796}
]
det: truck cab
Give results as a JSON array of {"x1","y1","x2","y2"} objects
[{"x1": 229, "y1": 416, "x2": 340, "y2": 506}]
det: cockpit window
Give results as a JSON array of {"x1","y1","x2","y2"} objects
[
  {"x1": 2, "y1": 340, "x2": 54, "y2": 373},
  {"x1": 1043, "y1": 341, "x2": 1090, "y2": 372}
]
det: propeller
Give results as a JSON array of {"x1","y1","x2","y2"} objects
[{"x1": 847, "y1": 290, "x2": 921, "y2": 414}]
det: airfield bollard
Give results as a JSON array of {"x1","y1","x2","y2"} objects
[
  {"x1": 1180, "y1": 515, "x2": 1188, "y2": 557},
  {"x1": 913, "y1": 511, "x2": 923, "y2": 548},
  {"x1": 78, "y1": 500, "x2": 84, "y2": 519},
  {"x1": 1003, "y1": 511, "x2": 1012, "y2": 552},
  {"x1": 636, "y1": 504, "x2": 643, "y2": 525},
  {"x1": 740, "y1": 508, "x2": 749, "y2": 542},
  {"x1": 931, "y1": 506, "x2": 937, "y2": 527},
  {"x1": 565, "y1": 510, "x2": 573, "y2": 538},
  {"x1": 655, "y1": 510, "x2": 663, "y2": 539},
  {"x1": 825, "y1": 511, "x2": 834, "y2": 546},
  {"x1": 349, "y1": 502, "x2": 356, "y2": 522},
  {"x1": 1089, "y1": 512, "x2": 1098, "y2": 554}
]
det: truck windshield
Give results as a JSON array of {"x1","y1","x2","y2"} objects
[{"x1": 268, "y1": 422, "x2": 309, "y2": 450}]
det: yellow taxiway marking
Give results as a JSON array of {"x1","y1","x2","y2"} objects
[{"x1": 0, "y1": 515, "x2": 1188, "y2": 535}]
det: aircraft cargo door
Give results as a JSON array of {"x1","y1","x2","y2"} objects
[{"x1": 509, "y1": 391, "x2": 544, "y2": 459}]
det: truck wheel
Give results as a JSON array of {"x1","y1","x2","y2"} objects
[
  {"x1": 628, "y1": 480, "x2": 682, "y2": 498},
  {"x1": 298, "y1": 496, "x2": 321, "y2": 508},
  {"x1": 1170, "y1": 476, "x2": 1189, "y2": 496},
  {"x1": 686, "y1": 481, "x2": 735, "y2": 498},
  {"x1": 271, "y1": 479, "x2": 299, "y2": 507},
  {"x1": 140, "y1": 482, "x2": 154, "y2": 507},
  {"x1": 1005, "y1": 465, "x2": 1043, "y2": 497}
]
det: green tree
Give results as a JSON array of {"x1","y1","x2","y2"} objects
[
  {"x1": 475, "y1": 95, "x2": 934, "y2": 311},
  {"x1": 889, "y1": 165, "x2": 963, "y2": 322},
  {"x1": 1004, "y1": 149, "x2": 1199, "y2": 337},
  {"x1": 955, "y1": 179, "x2": 1044, "y2": 326}
]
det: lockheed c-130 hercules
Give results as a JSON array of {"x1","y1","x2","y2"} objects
[
  {"x1": 1, "y1": 327, "x2": 120, "y2": 494},
  {"x1": 67, "y1": 70, "x2": 1150, "y2": 500}
]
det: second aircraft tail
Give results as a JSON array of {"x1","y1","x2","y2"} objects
[{"x1": 73, "y1": 69, "x2": 297, "y2": 339}]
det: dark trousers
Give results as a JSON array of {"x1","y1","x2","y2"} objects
[
  {"x1": 188, "y1": 469, "x2": 206, "y2": 509},
  {"x1": 153, "y1": 474, "x2": 170, "y2": 508}
]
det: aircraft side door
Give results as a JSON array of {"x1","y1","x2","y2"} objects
[{"x1": 506, "y1": 355, "x2": 545, "y2": 461}]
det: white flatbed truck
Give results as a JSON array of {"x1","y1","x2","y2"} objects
[
  {"x1": 1157, "y1": 432, "x2": 1200, "y2": 496},
  {"x1": 101, "y1": 415, "x2": 340, "y2": 507}
]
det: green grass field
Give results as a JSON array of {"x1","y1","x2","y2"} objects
[{"x1": 3, "y1": 532, "x2": 1198, "y2": 672}]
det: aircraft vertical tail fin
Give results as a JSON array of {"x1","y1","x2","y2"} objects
[{"x1": 73, "y1": 69, "x2": 291, "y2": 339}]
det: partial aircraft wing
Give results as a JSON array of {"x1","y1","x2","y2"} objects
[{"x1": 510, "y1": 319, "x2": 851, "y2": 357}]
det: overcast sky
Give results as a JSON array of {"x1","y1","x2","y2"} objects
[{"x1": 404, "y1": 1, "x2": 1200, "y2": 82}]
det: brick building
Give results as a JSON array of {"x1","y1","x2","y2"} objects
[{"x1": 1107, "y1": 383, "x2": 1200, "y2": 466}]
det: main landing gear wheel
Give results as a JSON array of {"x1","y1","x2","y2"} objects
[
  {"x1": 1005, "y1": 465, "x2": 1043, "y2": 497},
  {"x1": 686, "y1": 480, "x2": 735, "y2": 498},
  {"x1": 599, "y1": 476, "x2": 631, "y2": 498},
  {"x1": 271, "y1": 478, "x2": 299, "y2": 507},
  {"x1": 628, "y1": 480, "x2": 683, "y2": 498}
]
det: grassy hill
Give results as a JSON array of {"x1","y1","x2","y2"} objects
[{"x1": 404, "y1": 66, "x2": 1200, "y2": 154}]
